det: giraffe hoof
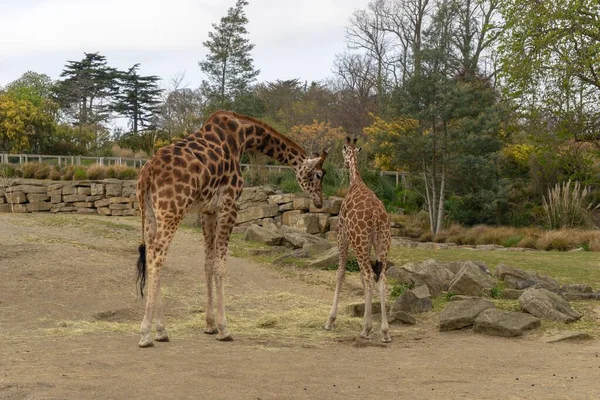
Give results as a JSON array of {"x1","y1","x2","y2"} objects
[
  {"x1": 138, "y1": 339, "x2": 154, "y2": 348},
  {"x1": 203, "y1": 327, "x2": 218, "y2": 335},
  {"x1": 381, "y1": 335, "x2": 392, "y2": 343},
  {"x1": 359, "y1": 333, "x2": 371, "y2": 341},
  {"x1": 216, "y1": 333, "x2": 233, "y2": 341},
  {"x1": 155, "y1": 333, "x2": 170, "y2": 342},
  {"x1": 324, "y1": 322, "x2": 335, "y2": 331}
]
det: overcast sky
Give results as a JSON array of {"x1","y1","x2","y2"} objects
[{"x1": 0, "y1": 0, "x2": 368, "y2": 89}]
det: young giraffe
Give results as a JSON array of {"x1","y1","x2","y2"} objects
[
  {"x1": 325, "y1": 137, "x2": 391, "y2": 342},
  {"x1": 135, "y1": 110, "x2": 328, "y2": 347}
]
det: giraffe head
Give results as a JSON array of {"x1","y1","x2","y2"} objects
[
  {"x1": 343, "y1": 136, "x2": 361, "y2": 168},
  {"x1": 295, "y1": 150, "x2": 328, "y2": 208}
]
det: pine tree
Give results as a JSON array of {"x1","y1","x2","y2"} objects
[
  {"x1": 113, "y1": 64, "x2": 163, "y2": 135},
  {"x1": 54, "y1": 52, "x2": 118, "y2": 131},
  {"x1": 199, "y1": 0, "x2": 260, "y2": 111}
]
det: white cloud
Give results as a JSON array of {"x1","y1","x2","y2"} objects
[{"x1": 0, "y1": 0, "x2": 368, "y2": 86}]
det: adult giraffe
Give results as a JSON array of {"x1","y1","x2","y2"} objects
[{"x1": 135, "y1": 110, "x2": 328, "y2": 347}]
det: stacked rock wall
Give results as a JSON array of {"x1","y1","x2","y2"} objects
[
  {"x1": 0, "y1": 180, "x2": 348, "y2": 239},
  {"x1": 0, "y1": 179, "x2": 137, "y2": 216}
]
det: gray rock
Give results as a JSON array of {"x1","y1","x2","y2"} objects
[
  {"x1": 439, "y1": 298, "x2": 495, "y2": 331},
  {"x1": 546, "y1": 332, "x2": 593, "y2": 343},
  {"x1": 447, "y1": 262, "x2": 496, "y2": 297},
  {"x1": 388, "y1": 310, "x2": 416, "y2": 325},
  {"x1": 391, "y1": 289, "x2": 433, "y2": 314},
  {"x1": 345, "y1": 302, "x2": 384, "y2": 317},
  {"x1": 474, "y1": 309, "x2": 541, "y2": 337},
  {"x1": 244, "y1": 224, "x2": 284, "y2": 246},
  {"x1": 519, "y1": 288, "x2": 582, "y2": 322},
  {"x1": 273, "y1": 249, "x2": 311, "y2": 265},
  {"x1": 26, "y1": 193, "x2": 50, "y2": 202},
  {"x1": 412, "y1": 284, "x2": 431, "y2": 298},
  {"x1": 328, "y1": 216, "x2": 339, "y2": 231},
  {"x1": 502, "y1": 289, "x2": 525, "y2": 300},
  {"x1": 309, "y1": 198, "x2": 342, "y2": 214},
  {"x1": 446, "y1": 260, "x2": 490, "y2": 275},
  {"x1": 384, "y1": 266, "x2": 414, "y2": 285},
  {"x1": 303, "y1": 242, "x2": 334, "y2": 256},
  {"x1": 11, "y1": 185, "x2": 47, "y2": 194},
  {"x1": 26, "y1": 202, "x2": 53, "y2": 212},
  {"x1": 292, "y1": 197, "x2": 311, "y2": 211},
  {"x1": 561, "y1": 292, "x2": 600, "y2": 301},
  {"x1": 496, "y1": 263, "x2": 560, "y2": 292},
  {"x1": 279, "y1": 225, "x2": 327, "y2": 249},
  {"x1": 399, "y1": 259, "x2": 455, "y2": 296},
  {"x1": 236, "y1": 205, "x2": 279, "y2": 224},
  {"x1": 5, "y1": 191, "x2": 27, "y2": 204},
  {"x1": 308, "y1": 247, "x2": 339, "y2": 269},
  {"x1": 267, "y1": 193, "x2": 295, "y2": 205},
  {"x1": 284, "y1": 212, "x2": 320, "y2": 234},
  {"x1": 561, "y1": 284, "x2": 594, "y2": 294}
]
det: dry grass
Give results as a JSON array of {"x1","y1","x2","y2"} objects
[{"x1": 86, "y1": 164, "x2": 108, "y2": 180}]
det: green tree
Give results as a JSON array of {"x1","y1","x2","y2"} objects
[
  {"x1": 199, "y1": 0, "x2": 260, "y2": 113},
  {"x1": 0, "y1": 72, "x2": 57, "y2": 153},
  {"x1": 113, "y1": 64, "x2": 163, "y2": 136},
  {"x1": 54, "y1": 52, "x2": 118, "y2": 147},
  {"x1": 499, "y1": 0, "x2": 600, "y2": 142}
]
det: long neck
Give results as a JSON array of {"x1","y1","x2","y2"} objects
[
  {"x1": 348, "y1": 153, "x2": 361, "y2": 185},
  {"x1": 241, "y1": 122, "x2": 308, "y2": 168}
]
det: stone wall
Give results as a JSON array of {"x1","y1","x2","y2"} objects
[
  {"x1": 0, "y1": 180, "x2": 362, "y2": 239},
  {"x1": 0, "y1": 179, "x2": 138, "y2": 216}
]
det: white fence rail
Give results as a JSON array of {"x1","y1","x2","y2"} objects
[{"x1": 0, "y1": 153, "x2": 406, "y2": 187}]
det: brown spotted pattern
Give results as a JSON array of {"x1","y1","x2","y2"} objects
[
  {"x1": 135, "y1": 110, "x2": 328, "y2": 347},
  {"x1": 325, "y1": 137, "x2": 392, "y2": 343}
]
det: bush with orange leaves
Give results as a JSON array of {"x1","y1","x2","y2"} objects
[{"x1": 287, "y1": 121, "x2": 346, "y2": 163}]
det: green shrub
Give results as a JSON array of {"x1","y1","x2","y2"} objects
[
  {"x1": 73, "y1": 167, "x2": 87, "y2": 180},
  {"x1": 391, "y1": 283, "x2": 414, "y2": 299},
  {"x1": 117, "y1": 167, "x2": 137, "y2": 180},
  {"x1": 0, "y1": 163, "x2": 17, "y2": 178}
]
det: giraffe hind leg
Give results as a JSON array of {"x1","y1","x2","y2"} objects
[{"x1": 139, "y1": 209, "x2": 184, "y2": 348}]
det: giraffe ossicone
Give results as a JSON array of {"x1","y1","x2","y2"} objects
[
  {"x1": 325, "y1": 136, "x2": 392, "y2": 343},
  {"x1": 134, "y1": 110, "x2": 327, "y2": 347}
]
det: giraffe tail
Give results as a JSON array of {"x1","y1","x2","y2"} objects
[
  {"x1": 372, "y1": 260, "x2": 384, "y2": 283},
  {"x1": 136, "y1": 167, "x2": 149, "y2": 298},
  {"x1": 136, "y1": 243, "x2": 147, "y2": 298}
]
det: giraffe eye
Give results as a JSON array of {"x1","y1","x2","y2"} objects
[{"x1": 315, "y1": 171, "x2": 323, "y2": 180}]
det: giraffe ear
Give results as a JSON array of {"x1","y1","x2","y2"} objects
[
  {"x1": 304, "y1": 157, "x2": 321, "y2": 169},
  {"x1": 353, "y1": 137, "x2": 358, "y2": 145},
  {"x1": 346, "y1": 136, "x2": 352, "y2": 144},
  {"x1": 357, "y1": 147, "x2": 362, "y2": 154}
]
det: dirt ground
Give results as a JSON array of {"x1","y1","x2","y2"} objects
[{"x1": 1, "y1": 213, "x2": 600, "y2": 400}]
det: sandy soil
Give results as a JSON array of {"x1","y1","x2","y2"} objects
[{"x1": 1, "y1": 213, "x2": 600, "y2": 400}]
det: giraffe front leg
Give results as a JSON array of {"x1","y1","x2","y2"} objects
[
  {"x1": 201, "y1": 212, "x2": 218, "y2": 335},
  {"x1": 325, "y1": 232, "x2": 348, "y2": 330},
  {"x1": 213, "y1": 200, "x2": 237, "y2": 342}
]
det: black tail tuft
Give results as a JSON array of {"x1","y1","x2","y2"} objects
[
  {"x1": 136, "y1": 243, "x2": 147, "y2": 298},
  {"x1": 373, "y1": 260, "x2": 384, "y2": 283}
]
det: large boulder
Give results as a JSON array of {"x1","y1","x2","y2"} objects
[
  {"x1": 279, "y1": 225, "x2": 327, "y2": 249},
  {"x1": 446, "y1": 260, "x2": 491, "y2": 276},
  {"x1": 391, "y1": 288, "x2": 433, "y2": 314},
  {"x1": 474, "y1": 309, "x2": 541, "y2": 337},
  {"x1": 284, "y1": 212, "x2": 320, "y2": 234},
  {"x1": 495, "y1": 263, "x2": 560, "y2": 292},
  {"x1": 308, "y1": 247, "x2": 339, "y2": 269},
  {"x1": 236, "y1": 205, "x2": 279, "y2": 224},
  {"x1": 309, "y1": 198, "x2": 342, "y2": 214},
  {"x1": 439, "y1": 298, "x2": 495, "y2": 331},
  {"x1": 447, "y1": 262, "x2": 496, "y2": 297},
  {"x1": 244, "y1": 224, "x2": 284, "y2": 246},
  {"x1": 561, "y1": 284, "x2": 594, "y2": 294},
  {"x1": 399, "y1": 259, "x2": 454, "y2": 296},
  {"x1": 388, "y1": 310, "x2": 416, "y2": 325},
  {"x1": 518, "y1": 288, "x2": 581, "y2": 322}
]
